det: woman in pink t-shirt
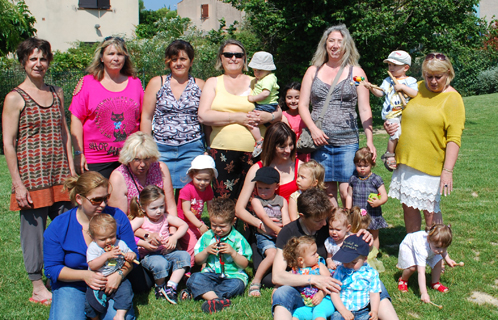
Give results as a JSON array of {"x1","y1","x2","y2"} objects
[{"x1": 70, "y1": 37, "x2": 144, "y2": 179}]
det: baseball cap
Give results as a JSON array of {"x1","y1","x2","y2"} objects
[
  {"x1": 251, "y1": 167, "x2": 280, "y2": 185},
  {"x1": 332, "y1": 234, "x2": 370, "y2": 263},
  {"x1": 383, "y1": 50, "x2": 411, "y2": 66},
  {"x1": 248, "y1": 51, "x2": 276, "y2": 71},
  {"x1": 186, "y1": 155, "x2": 218, "y2": 179}
]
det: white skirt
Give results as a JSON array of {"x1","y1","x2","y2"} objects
[{"x1": 388, "y1": 164, "x2": 441, "y2": 213}]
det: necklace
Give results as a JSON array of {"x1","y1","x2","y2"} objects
[{"x1": 358, "y1": 172, "x2": 372, "y2": 180}]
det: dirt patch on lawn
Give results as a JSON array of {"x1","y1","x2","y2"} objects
[{"x1": 467, "y1": 291, "x2": 498, "y2": 307}]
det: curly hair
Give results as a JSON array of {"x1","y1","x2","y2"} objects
[
  {"x1": 283, "y1": 235, "x2": 316, "y2": 269},
  {"x1": 209, "y1": 198, "x2": 235, "y2": 223}
]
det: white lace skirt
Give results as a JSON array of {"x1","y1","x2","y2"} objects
[{"x1": 388, "y1": 164, "x2": 441, "y2": 213}]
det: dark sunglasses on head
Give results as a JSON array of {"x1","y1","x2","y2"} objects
[
  {"x1": 103, "y1": 36, "x2": 124, "y2": 43},
  {"x1": 222, "y1": 52, "x2": 244, "y2": 59},
  {"x1": 81, "y1": 194, "x2": 110, "y2": 206},
  {"x1": 425, "y1": 53, "x2": 446, "y2": 61}
]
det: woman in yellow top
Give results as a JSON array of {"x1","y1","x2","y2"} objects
[
  {"x1": 198, "y1": 40, "x2": 281, "y2": 199},
  {"x1": 386, "y1": 53, "x2": 465, "y2": 233}
]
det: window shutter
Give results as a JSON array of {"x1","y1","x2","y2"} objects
[
  {"x1": 79, "y1": 0, "x2": 97, "y2": 8},
  {"x1": 98, "y1": 0, "x2": 111, "y2": 9},
  {"x1": 201, "y1": 4, "x2": 208, "y2": 19}
]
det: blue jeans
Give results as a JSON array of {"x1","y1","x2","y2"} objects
[
  {"x1": 141, "y1": 250, "x2": 190, "y2": 281},
  {"x1": 187, "y1": 272, "x2": 245, "y2": 300},
  {"x1": 84, "y1": 279, "x2": 133, "y2": 318},
  {"x1": 49, "y1": 285, "x2": 135, "y2": 320},
  {"x1": 331, "y1": 306, "x2": 369, "y2": 320}
]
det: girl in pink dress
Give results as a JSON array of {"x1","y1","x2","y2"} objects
[{"x1": 280, "y1": 82, "x2": 310, "y2": 162}]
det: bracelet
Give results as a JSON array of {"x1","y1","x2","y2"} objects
[
  {"x1": 74, "y1": 150, "x2": 82, "y2": 156},
  {"x1": 443, "y1": 168, "x2": 453, "y2": 173},
  {"x1": 258, "y1": 221, "x2": 263, "y2": 229}
]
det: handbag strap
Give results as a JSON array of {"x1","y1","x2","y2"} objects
[{"x1": 316, "y1": 65, "x2": 345, "y2": 128}]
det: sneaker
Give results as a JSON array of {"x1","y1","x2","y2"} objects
[
  {"x1": 201, "y1": 298, "x2": 231, "y2": 314},
  {"x1": 155, "y1": 285, "x2": 167, "y2": 300},
  {"x1": 163, "y1": 286, "x2": 178, "y2": 305}
]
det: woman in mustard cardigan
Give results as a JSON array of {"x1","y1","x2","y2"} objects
[{"x1": 385, "y1": 53, "x2": 465, "y2": 233}]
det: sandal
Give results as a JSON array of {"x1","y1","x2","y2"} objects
[
  {"x1": 431, "y1": 282, "x2": 449, "y2": 293},
  {"x1": 180, "y1": 288, "x2": 193, "y2": 301},
  {"x1": 398, "y1": 277, "x2": 408, "y2": 292},
  {"x1": 248, "y1": 282, "x2": 262, "y2": 297},
  {"x1": 381, "y1": 152, "x2": 396, "y2": 171},
  {"x1": 29, "y1": 297, "x2": 52, "y2": 306},
  {"x1": 252, "y1": 139, "x2": 264, "y2": 158}
]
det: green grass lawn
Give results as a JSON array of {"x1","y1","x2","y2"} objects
[{"x1": 1, "y1": 93, "x2": 498, "y2": 319}]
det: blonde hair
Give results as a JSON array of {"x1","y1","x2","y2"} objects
[
  {"x1": 299, "y1": 160, "x2": 326, "y2": 190},
  {"x1": 88, "y1": 213, "x2": 117, "y2": 239},
  {"x1": 129, "y1": 185, "x2": 165, "y2": 220},
  {"x1": 311, "y1": 24, "x2": 360, "y2": 67},
  {"x1": 426, "y1": 224, "x2": 453, "y2": 248},
  {"x1": 354, "y1": 147, "x2": 375, "y2": 167},
  {"x1": 87, "y1": 37, "x2": 136, "y2": 81},
  {"x1": 119, "y1": 132, "x2": 160, "y2": 165},
  {"x1": 422, "y1": 53, "x2": 455, "y2": 86},
  {"x1": 64, "y1": 171, "x2": 109, "y2": 204},
  {"x1": 329, "y1": 207, "x2": 350, "y2": 228},
  {"x1": 215, "y1": 39, "x2": 248, "y2": 72},
  {"x1": 348, "y1": 206, "x2": 371, "y2": 233},
  {"x1": 283, "y1": 235, "x2": 316, "y2": 269}
]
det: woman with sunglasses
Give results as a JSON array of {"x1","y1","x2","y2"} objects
[
  {"x1": 2, "y1": 38, "x2": 74, "y2": 306},
  {"x1": 198, "y1": 39, "x2": 282, "y2": 200},
  {"x1": 385, "y1": 53, "x2": 465, "y2": 233},
  {"x1": 44, "y1": 171, "x2": 137, "y2": 320},
  {"x1": 141, "y1": 40, "x2": 205, "y2": 196},
  {"x1": 70, "y1": 36, "x2": 144, "y2": 179}
]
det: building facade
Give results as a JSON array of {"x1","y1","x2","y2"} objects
[
  {"x1": 177, "y1": 0, "x2": 244, "y2": 32},
  {"x1": 23, "y1": 0, "x2": 138, "y2": 52}
]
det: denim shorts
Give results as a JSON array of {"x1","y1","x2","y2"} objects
[
  {"x1": 254, "y1": 103, "x2": 278, "y2": 113},
  {"x1": 331, "y1": 306, "x2": 369, "y2": 320},
  {"x1": 312, "y1": 143, "x2": 358, "y2": 182},
  {"x1": 141, "y1": 250, "x2": 190, "y2": 281},
  {"x1": 156, "y1": 138, "x2": 205, "y2": 189},
  {"x1": 255, "y1": 233, "x2": 277, "y2": 256},
  {"x1": 186, "y1": 272, "x2": 246, "y2": 300}
]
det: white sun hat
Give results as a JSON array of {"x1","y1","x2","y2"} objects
[
  {"x1": 248, "y1": 51, "x2": 276, "y2": 71},
  {"x1": 383, "y1": 50, "x2": 412, "y2": 66},
  {"x1": 186, "y1": 155, "x2": 218, "y2": 179}
]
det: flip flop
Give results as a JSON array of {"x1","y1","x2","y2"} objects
[{"x1": 29, "y1": 297, "x2": 52, "y2": 306}]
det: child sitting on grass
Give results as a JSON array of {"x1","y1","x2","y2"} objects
[
  {"x1": 185, "y1": 198, "x2": 252, "y2": 314},
  {"x1": 330, "y1": 234, "x2": 381, "y2": 320},
  {"x1": 362, "y1": 50, "x2": 418, "y2": 171},
  {"x1": 249, "y1": 166, "x2": 289, "y2": 297},
  {"x1": 85, "y1": 213, "x2": 137, "y2": 320}
]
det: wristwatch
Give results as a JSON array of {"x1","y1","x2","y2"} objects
[{"x1": 118, "y1": 269, "x2": 125, "y2": 280}]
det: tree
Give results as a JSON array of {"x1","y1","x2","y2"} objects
[
  {"x1": 228, "y1": 0, "x2": 492, "y2": 93},
  {"x1": 0, "y1": 0, "x2": 36, "y2": 55},
  {"x1": 136, "y1": 3, "x2": 178, "y2": 39}
]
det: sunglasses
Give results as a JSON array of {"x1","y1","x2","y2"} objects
[
  {"x1": 425, "y1": 53, "x2": 446, "y2": 61},
  {"x1": 81, "y1": 194, "x2": 110, "y2": 206},
  {"x1": 222, "y1": 52, "x2": 244, "y2": 59},
  {"x1": 103, "y1": 36, "x2": 124, "y2": 43}
]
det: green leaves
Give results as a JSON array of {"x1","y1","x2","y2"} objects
[{"x1": 0, "y1": 0, "x2": 36, "y2": 55}]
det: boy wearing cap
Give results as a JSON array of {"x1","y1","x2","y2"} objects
[
  {"x1": 330, "y1": 234, "x2": 381, "y2": 320},
  {"x1": 363, "y1": 50, "x2": 418, "y2": 172},
  {"x1": 247, "y1": 51, "x2": 280, "y2": 157},
  {"x1": 249, "y1": 166, "x2": 289, "y2": 297}
]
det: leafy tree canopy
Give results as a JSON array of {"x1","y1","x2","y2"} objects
[
  {"x1": 136, "y1": 0, "x2": 178, "y2": 39},
  {"x1": 0, "y1": 0, "x2": 36, "y2": 55},
  {"x1": 227, "y1": 0, "x2": 494, "y2": 92}
]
